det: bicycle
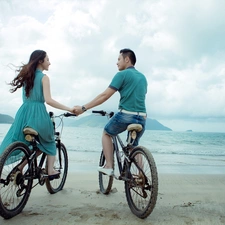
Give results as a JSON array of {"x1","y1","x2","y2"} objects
[
  {"x1": 93, "y1": 110, "x2": 158, "y2": 219},
  {"x1": 0, "y1": 111, "x2": 76, "y2": 219}
]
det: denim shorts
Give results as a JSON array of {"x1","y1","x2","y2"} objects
[{"x1": 104, "y1": 112, "x2": 146, "y2": 146}]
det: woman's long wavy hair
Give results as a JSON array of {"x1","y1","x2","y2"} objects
[{"x1": 9, "y1": 50, "x2": 46, "y2": 98}]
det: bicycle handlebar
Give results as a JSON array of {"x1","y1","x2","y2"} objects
[
  {"x1": 49, "y1": 111, "x2": 76, "y2": 132},
  {"x1": 92, "y1": 110, "x2": 114, "y2": 118},
  {"x1": 49, "y1": 111, "x2": 77, "y2": 118},
  {"x1": 63, "y1": 112, "x2": 77, "y2": 117},
  {"x1": 92, "y1": 110, "x2": 106, "y2": 115}
]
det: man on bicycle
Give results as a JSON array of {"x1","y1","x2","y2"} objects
[{"x1": 74, "y1": 48, "x2": 147, "y2": 176}]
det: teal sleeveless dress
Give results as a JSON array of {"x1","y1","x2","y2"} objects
[{"x1": 0, "y1": 69, "x2": 56, "y2": 156}]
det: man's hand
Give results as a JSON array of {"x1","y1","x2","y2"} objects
[
  {"x1": 68, "y1": 107, "x2": 76, "y2": 114},
  {"x1": 73, "y1": 105, "x2": 83, "y2": 116}
]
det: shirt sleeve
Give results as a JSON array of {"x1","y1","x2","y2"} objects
[{"x1": 109, "y1": 72, "x2": 124, "y2": 91}]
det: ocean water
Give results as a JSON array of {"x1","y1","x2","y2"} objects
[{"x1": 0, "y1": 123, "x2": 225, "y2": 174}]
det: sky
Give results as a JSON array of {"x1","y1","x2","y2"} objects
[{"x1": 0, "y1": 0, "x2": 225, "y2": 132}]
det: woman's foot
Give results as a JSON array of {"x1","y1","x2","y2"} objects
[
  {"x1": 48, "y1": 170, "x2": 60, "y2": 180},
  {"x1": 48, "y1": 169, "x2": 60, "y2": 176}
]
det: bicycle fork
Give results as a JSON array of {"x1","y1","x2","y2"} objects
[{"x1": 56, "y1": 139, "x2": 62, "y2": 169}]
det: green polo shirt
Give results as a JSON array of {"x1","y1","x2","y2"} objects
[{"x1": 109, "y1": 67, "x2": 147, "y2": 112}]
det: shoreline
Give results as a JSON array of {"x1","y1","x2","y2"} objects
[
  {"x1": 67, "y1": 150, "x2": 225, "y2": 175},
  {"x1": 1, "y1": 172, "x2": 225, "y2": 224},
  {"x1": 68, "y1": 161, "x2": 225, "y2": 175}
]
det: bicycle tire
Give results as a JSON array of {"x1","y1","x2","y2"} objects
[
  {"x1": 0, "y1": 142, "x2": 33, "y2": 219},
  {"x1": 98, "y1": 151, "x2": 114, "y2": 194},
  {"x1": 45, "y1": 143, "x2": 68, "y2": 194},
  {"x1": 124, "y1": 146, "x2": 158, "y2": 219}
]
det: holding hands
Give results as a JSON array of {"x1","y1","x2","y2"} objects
[
  {"x1": 68, "y1": 107, "x2": 76, "y2": 114},
  {"x1": 73, "y1": 105, "x2": 86, "y2": 116}
]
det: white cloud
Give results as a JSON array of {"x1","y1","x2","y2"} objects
[
  {"x1": 141, "y1": 32, "x2": 178, "y2": 52},
  {"x1": 148, "y1": 56, "x2": 225, "y2": 119},
  {"x1": 0, "y1": 0, "x2": 225, "y2": 131}
]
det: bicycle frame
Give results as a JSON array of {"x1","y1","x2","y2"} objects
[
  {"x1": 113, "y1": 133, "x2": 148, "y2": 184},
  {"x1": 94, "y1": 110, "x2": 158, "y2": 219},
  {"x1": 17, "y1": 111, "x2": 74, "y2": 186},
  {"x1": 112, "y1": 134, "x2": 131, "y2": 178},
  {"x1": 23, "y1": 111, "x2": 72, "y2": 184},
  {"x1": 0, "y1": 111, "x2": 76, "y2": 219},
  {"x1": 19, "y1": 136, "x2": 48, "y2": 188}
]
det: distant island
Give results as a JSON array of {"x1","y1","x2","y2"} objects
[
  {"x1": 0, "y1": 113, "x2": 172, "y2": 131},
  {"x1": 0, "y1": 114, "x2": 14, "y2": 124}
]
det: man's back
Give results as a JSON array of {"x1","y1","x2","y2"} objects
[{"x1": 109, "y1": 67, "x2": 147, "y2": 112}]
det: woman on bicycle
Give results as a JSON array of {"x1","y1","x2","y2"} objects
[{"x1": 0, "y1": 50, "x2": 74, "y2": 179}]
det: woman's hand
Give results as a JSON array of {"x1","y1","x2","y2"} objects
[{"x1": 73, "y1": 105, "x2": 83, "y2": 116}]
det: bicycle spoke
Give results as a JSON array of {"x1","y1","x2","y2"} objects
[
  {"x1": 0, "y1": 142, "x2": 33, "y2": 219},
  {"x1": 98, "y1": 151, "x2": 114, "y2": 194},
  {"x1": 125, "y1": 146, "x2": 158, "y2": 219},
  {"x1": 45, "y1": 143, "x2": 68, "y2": 194}
]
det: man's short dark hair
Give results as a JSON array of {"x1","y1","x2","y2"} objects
[{"x1": 120, "y1": 48, "x2": 136, "y2": 65}]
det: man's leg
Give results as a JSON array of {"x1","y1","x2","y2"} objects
[
  {"x1": 101, "y1": 131, "x2": 113, "y2": 169},
  {"x1": 98, "y1": 112, "x2": 127, "y2": 175}
]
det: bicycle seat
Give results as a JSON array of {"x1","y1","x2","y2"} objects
[
  {"x1": 23, "y1": 127, "x2": 38, "y2": 136},
  {"x1": 127, "y1": 124, "x2": 142, "y2": 132}
]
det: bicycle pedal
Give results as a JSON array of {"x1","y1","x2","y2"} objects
[{"x1": 0, "y1": 179, "x2": 5, "y2": 184}]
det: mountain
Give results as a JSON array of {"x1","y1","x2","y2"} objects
[
  {"x1": 145, "y1": 118, "x2": 172, "y2": 131},
  {"x1": 0, "y1": 114, "x2": 14, "y2": 124},
  {"x1": 64, "y1": 114, "x2": 172, "y2": 131},
  {"x1": 0, "y1": 113, "x2": 172, "y2": 131}
]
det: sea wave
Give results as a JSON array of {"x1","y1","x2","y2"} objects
[{"x1": 66, "y1": 146, "x2": 225, "y2": 157}]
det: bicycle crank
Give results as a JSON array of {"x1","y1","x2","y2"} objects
[{"x1": 38, "y1": 168, "x2": 47, "y2": 185}]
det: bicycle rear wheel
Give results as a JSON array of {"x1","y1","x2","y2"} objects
[
  {"x1": 124, "y1": 146, "x2": 158, "y2": 219},
  {"x1": 45, "y1": 143, "x2": 68, "y2": 194},
  {"x1": 98, "y1": 151, "x2": 114, "y2": 194},
  {"x1": 0, "y1": 142, "x2": 33, "y2": 219}
]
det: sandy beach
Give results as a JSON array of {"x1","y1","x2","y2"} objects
[{"x1": 0, "y1": 171, "x2": 224, "y2": 225}]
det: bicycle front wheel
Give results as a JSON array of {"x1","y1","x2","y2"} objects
[
  {"x1": 0, "y1": 142, "x2": 33, "y2": 219},
  {"x1": 98, "y1": 151, "x2": 114, "y2": 194},
  {"x1": 45, "y1": 143, "x2": 68, "y2": 194},
  {"x1": 124, "y1": 146, "x2": 158, "y2": 219}
]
